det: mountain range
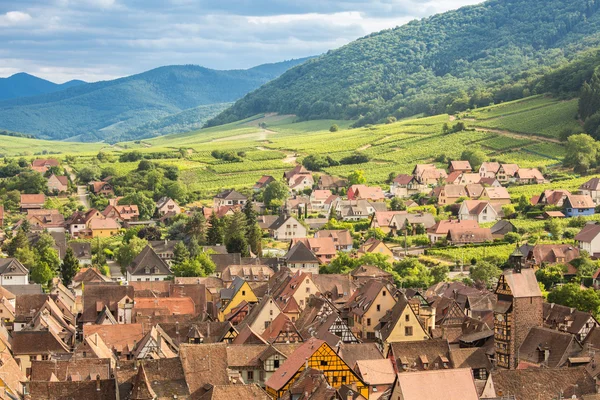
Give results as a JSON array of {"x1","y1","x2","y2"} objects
[
  {"x1": 0, "y1": 73, "x2": 85, "y2": 101},
  {"x1": 0, "y1": 58, "x2": 311, "y2": 142},
  {"x1": 208, "y1": 0, "x2": 600, "y2": 127}
]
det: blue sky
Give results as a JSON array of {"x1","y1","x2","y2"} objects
[{"x1": 0, "y1": 0, "x2": 482, "y2": 83}]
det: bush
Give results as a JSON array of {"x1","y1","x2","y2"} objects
[{"x1": 329, "y1": 124, "x2": 339, "y2": 132}]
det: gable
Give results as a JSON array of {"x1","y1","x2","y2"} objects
[{"x1": 495, "y1": 275, "x2": 512, "y2": 297}]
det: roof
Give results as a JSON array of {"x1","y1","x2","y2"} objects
[
  {"x1": 179, "y1": 344, "x2": 231, "y2": 393},
  {"x1": 483, "y1": 186, "x2": 510, "y2": 200},
  {"x1": 544, "y1": 302, "x2": 598, "y2": 336},
  {"x1": 388, "y1": 339, "x2": 451, "y2": 372},
  {"x1": 460, "y1": 200, "x2": 493, "y2": 216},
  {"x1": 0, "y1": 258, "x2": 28, "y2": 276},
  {"x1": 83, "y1": 324, "x2": 144, "y2": 353},
  {"x1": 315, "y1": 230, "x2": 353, "y2": 247},
  {"x1": 581, "y1": 177, "x2": 600, "y2": 191},
  {"x1": 198, "y1": 385, "x2": 271, "y2": 400},
  {"x1": 372, "y1": 211, "x2": 407, "y2": 227},
  {"x1": 265, "y1": 338, "x2": 327, "y2": 391},
  {"x1": 450, "y1": 160, "x2": 472, "y2": 171},
  {"x1": 517, "y1": 167, "x2": 545, "y2": 181},
  {"x1": 348, "y1": 185, "x2": 385, "y2": 201},
  {"x1": 27, "y1": 209, "x2": 66, "y2": 227},
  {"x1": 285, "y1": 241, "x2": 320, "y2": 264},
  {"x1": 81, "y1": 284, "x2": 134, "y2": 323},
  {"x1": 49, "y1": 174, "x2": 69, "y2": 186},
  {"x1": 490, "y1": 367, "x2": 596, "y2": 400},
  {"x1": 480, "y1": 162, "x2": 500, "y2": 173},
  {"x1": 393, "y1": 174, "x2": 415, "y2": 185},
  {"x1": 262, "y1": 313, "x2": 302, "y2": 343},
  {"x1": 31, "y1": 358, "x2": 111, "y2": 381},
  {"x1": 355, "y1": 359, "x2": 395, "y2": 385},
  {"x1": 73, "y1": 267, "x2": 110, "y2": 283},
  {"x1": 395, "y1": 368, "x2": 479, "y2": 400},
  {"x1": 156, "y1": 196, "x2": 178, "y2": 209},
  {"x1": 427, "y1": 219, "x2": 478, "y2": 235},
  {"x1": 20, "y1": 193, "x2": 46, "y2": 205},
  {"x1": 528, "y1": 244, "x2": 580, "y2": 265},
  {"x1": 490, "y1": 220, "x2": 516, "y2": 235},
  {"x1": 519, "y1": 326, "x2": 581, "y2": 368},
  {"x1": 128, "y1": 245, "x2": 171, "y2": 276},
  {"x1": 338, "y1": 343, "x2": 383, "y2": 368},
  {"x1": 345, "y1": 279, "x2": 390, "y2": 317},
  {"x1": 116, "y1": 358, "x2": 189, "y2": 400},
  {"x1": 89, "y1": 218, "x2": 120, "y2": 230},
  {"x1": 449, "y1": 347, "x2": 492, "y2": 371},
  {"x1": 27, "y1": 379, "x2": 118, "y2": 400},
  {"x1": 221, "y1": 264, "x2": 274, "y2": 282},
  {"x1": 12, "y1": 330, "x2": 70, "y2": 355},
  {"x1": 378, "y1": 296, "x2": 427, "y2": 342},
  {"x1": 566, "y1": 194, "x2": 595, "y2": 209},
  {"x1": 500, "y1": 268, "x2": 542, "y2": 298},
  {"x1": 447, "y1": 227, "x2": 493, "y2": 243},
  {"x1": 439, "y1": 184, "x2": 467, "y2": 198},
  {"x1": 135, "y1": 297, "x2": 195, "y2": 315},
  {"x1": 214, "y1": 189, "x2": 247, "y2": 201},
  {"x1": 575, "y1": 224, "x2": 600, "y2": 242}
]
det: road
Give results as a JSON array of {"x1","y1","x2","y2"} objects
[{"x1": 64, "y1": 165, "x2": 90, "y2": 209}]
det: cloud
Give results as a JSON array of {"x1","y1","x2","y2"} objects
[
  {"x1": 0, "y1": 0, "x2": 483, "y2": 83},
  {"x1": 0, "y1": 11, "x2": 32, "y2": 26}
]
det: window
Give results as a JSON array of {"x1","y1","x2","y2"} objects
[
  {"x1": 405, "y1": 326, "x2": 413, "y2": 336},
  {"x1": 41, "y1": 355, "x2": 49, "y2": 361},
  {"x1": 242, "y1": 291, "x2": 246, "y2": 296},
  {"x1": 306, "y1": 287, "x2": 310, "y2": 293},
  {"x1": 332, "y1": 376, "x2": 338, "y2": 383},
  {"x1": 29, "y1": 356, "x2": 36, "y2": 361},
  {"x1": 382, "y1": 290, "x2": 386, "y2": 296},
  {"x1": 265, "y1": 321, "x2": 271, "y2": 329},
  {"x1": 341, "y1": 376, "x2": 346, "y2": 383},
  {"x1": 82, "y1": 352, "x2": 86, "y2": 358},
  {"x1": 270, "y1": 310, "x2": 273, "y2": 316},
  {"x1": 274, "y1": 359, "x2": 280, "y2": 368},
  {"x1": 247, "y1": 371, "x2": 254, "y2": 381},
  {"x1": 320, "y1": 360, "x2": 328, "y2": 366},
  {"x1": 367, "y1": 318, "x2": 371, "y2": 326},
  {"x1": 376, "y1": 305, "x2": 381, "y2": 312},
  {"x1": 405, "y1": 314, "x2": 410, "y2": 322}
]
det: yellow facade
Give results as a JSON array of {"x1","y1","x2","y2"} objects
[
  {"x1": 219, "y1": 281, "x2": 258, "y2": 321},
  {"x1": 266, "y1": 342, "x2": 369, "y2": 399},
  {"x1": 91, "y1": 228, "x2": 120, "y2": 238},
  {"x1": 358, "y1": 288, "x2": 396, "y2": 338},
  {"x1": 381, "y1": 304, "x2": 429, "y2": 355},
  {"x1": 360, "y1": 242, "x2": 394, "y2": 263}
]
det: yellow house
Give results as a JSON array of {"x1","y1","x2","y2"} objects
[
  {"x1": 344, "y1": 280, "x2": 396, "y2": 340},
  {"x1": 357, "y1": 238, "x2": 394, "y2": 263},
  {"x1": 376, "y1": 296, "x2": 430, "y2": 355},
  {"x1": 243, "y1": 294, "x2": 283, "y2": 334},
  {"x1": 218, "y1": 277, "x2": 258, "y2": 321},
  {"x1": 265, "y1": 337, "x2": 369, "y2": 399},
  {"x1": 88, "y1": 218, "x2": 121, "y2": 238},
  {"x1": 274, "y1": 271, "x2": 320, "y2": 312}
]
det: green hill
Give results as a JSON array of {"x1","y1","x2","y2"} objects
[
  {"x1": 0, "y1": 58, "x2": 311, "y2": 143},
  {"x1": 208, "y1": 0, "x2": 600, "y2": 127},
  {"x1": 0, "y1": 73, "x2": 85, "y2": 101}
]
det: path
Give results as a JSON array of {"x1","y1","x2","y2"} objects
[
  {"x1": 64, "y1": 165, "x2": 90, "y2": 209},
  {"x1": 283, "y1": 154, "x2": 297, "y2": 164},
  {"x1": 472, "y1": 126, "x2": 561, "y2": 144}
]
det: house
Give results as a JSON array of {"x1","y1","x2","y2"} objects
[
  {"x1": 292, "y1": 237, "x2": 337, "y2": 264},
  {"x1": 524, "y1": 244, "x2": 580, "y2": 267},
  {"x1": 538, "y1": 189, "x2": 571, "y2": 207},
  {"x1": 284, "y1": 242, "x2": 321, "y2": 274},
  {"x1": 237, "y1": 294, "x2": 283, "y2": 334},
  {"x1": 261, "y1": 313, "x2": 303, "y2": 344},
  {"x1": 274, "y1": 271, "x2": 320, "y2": 313},
  {"x1": 71, "y1": 267, "x2": 110, "y2": 296},
  {"x1": 289, "y1": 174, "x2": 314, "y2": 192},
  {"x1": 86, "y1": 217, "x2": 120, "y2": 238},
  {"x1": 389, "y1": 368, "x2": 479, "y2": 400},
  {"x1": 413, "y1": 164, "x2": 447, "y2": 185},
  {"x1": 371, "y1": 211, "x2": 407, "y2": 233},
  {"x1": 218, "y1": 277, "x2": 258, "y2": 321},
  {"x1": 89, "y1": 181, "x2": 114, "y2": 196},
  {"x1": 269, "y1": 215, "x2": 307, "y2": 240},
  {"x1": 13, "y1": 330, "x2": 71, "y2": 375},
  {"x1": 156, "y1": 196, "x2": 181, "y2": 217},
  {"x1": 481, "y1": 186, "x2": 511, "y2": 205},
  {"x1": 126, "y1": 245, "x2": 172, "y2": 282},
  {"x1": 333, "y1": 199, "x2": 387, "y2": 221},
  {"x1": 344, "y1": 279, "x2": 396, "y2": 340},
  {"x1": 375, "y1": 296, "x2": 430, "y2": 353},
  {"x1": 26, "y1": 209, "x2": 66, "y2": 232},
  {"x1": 213, "y1": 189, "x2": 248, "y2": 209},
  {"x1": 347, "y1": 185, "x2": 385, "y2": 202},
  {"x1": 65, "y1": 208, "x2": 104, "y2": 237},
  {"x1": 386, "y1": 338, "x2": 451, "y2": 373},
  {"x1": 446, "y1": 227, "x2": 493, "y2": 245},
  {"x1": 448, "y1": 160, "x2": 472, "y2": 173},
  {"x1": 31, "y1": 158, "x2": 59, "y2": 173},
  {"x1": 20, "y1": 193, "x2": 45, "y2": 211},
  {"x1": 315, "y1": 230, "x2": 353, "y2": 252},
  {"x1": 350, "y1": 265, "x2": 393, "y2": 285},
  {"x1": 102, "y1": 204, "x2": 139, "y2": 222},
  {"x1": 490, "y1": 220, "x2": 517, "y2": 238},
  {"x1": 478, "y1": 162, "x2": 501, "y2": 178},
  {"x1": 580, "y1": 177, "x2": 600, "y2": 205},
  {"x1": 518, "y1": 326, "x2": 582, "y2": 368},
  {"x1": 427, "y1": 220, "x2": 479, "y2": 244},
  {"x1": 576, "y1": 223, "x2": 600, "y2": 258},
  {"x1": 355, "y1": 359, "x2": 396, "y2": 398},
  {"x1": 317, "y1": 174, "x2": 348, "y2": 191},
  {"x1": 515, "y1": 168, "x2": 547, "y2": 184},
  {"x1": 357, "y1": 238, "x2": 394, "y2": 263},
  {"x1": 81, "y1": 284, "x2": 134, "y2": 325},
  {"x1": 220, "y1": 264, "x2": 274, "y2": 285},
  {"x1": 389, "y1": 213, "x2": 436, "y2": 233},
  {"x1": 47, "y1": 174, "x2": 69, "y2": 193},
  {"x1": 391, "y1": 174, "x2": 427, "y2": 198},
  {"x1": 82, "y1": 324, "x2": 144, "y2": 359},
  {"x1": 457, "y1": 173, "x2": 481, "y2": 185},
  {"x1": 265, "y1": 338, "x2": 369, "y2": 398},
  {"x1": 309, "y1": 189, "x2": 333, "y2": 210},
  {"x1": 458, "y1": 200, "x2": 500, "y2": 223},
  {"x1": 543, "y1": 302, "x2": 599, "y2": 342},
  {"x1": 254, "y1": 175, "x2": 275, "y2": 191},
  {"x1": 0, "y1": 258, "x2": 29, "y2": 285},
  {"x1": 436, "y1": 185, "x2": 468, "y2": 205},
  {"x1": 284, "y1": 165, "x2": 312, "y2": 184},
  {"x1": 564, "y1": 194, "x2": 595, "y2": 217}
]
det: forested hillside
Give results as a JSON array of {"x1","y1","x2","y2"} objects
[
  {"x1": 0, "y1": 73, "x2": 84, "y2": 101},
  {"x1": 208, "y1": 0, "x2": 600, "y2": 127},
  {"x1": 0, "y1": 58, "x2": 310, "y2": 142}
]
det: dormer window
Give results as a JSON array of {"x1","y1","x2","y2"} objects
[{"x1": 144, "y1": 267, "x2": 150, "y2": 274}]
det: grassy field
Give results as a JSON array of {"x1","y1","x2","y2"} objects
[{"x1": 0, "y1": 95, "x2": 589, "y2": 199}]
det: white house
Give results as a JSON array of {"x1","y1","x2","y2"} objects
[
  {"x1": 269, "y1": 215, "x2": 307, "y2": 240},
  {"x1": 458, "y1": 200, "x2": 500, "y2": 224},
  {"x1": 575, "y1": 223, "x2": 600, "y2": 257},
  {"x1": 0, "y1": 258, "x2": 29, "y2": 285},
  {"x1": 126, "y1": 246, "x2": 172, "y2": 282},
  {"x1": 580, "y1": 178, "x2": 600, "y2": 205}
]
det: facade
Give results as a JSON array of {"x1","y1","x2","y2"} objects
[
  {"x1": 345, "y1": 280, "x2": 397, "y2": 340},
  {"x1": 218, "y1": 277, "x2": 258, "y2": 321},
  {"x1": 284, "y1": 241, "x2": 320, "y2": 274},
  {"x1": 156, "y1": 197, "x2": 181, "y2": 216},
  {"x1": 580, "y1": 177, "x2": 600, "y2": 205},
  {"x1": 126, "y1": 245, "x2": 172, "y2": 282},
  {"x1": 47, "y1": 174, "x2": 69, "y2": 193},
  {"x1": 0, "y1": 258, "x2": 29, "y2": 285},
  {"x1": 213, "y1": 189, "x2": 248, "y2": 209},
  {"x1": 269, "y1": 215, "x2": 307, "y2": 240},
  {"x1": 575, "y1": 223, "x2": 600, "y2": 257},
  {"x1": 563, "y1": 194, "x2": 595, "y2": 218},
  {"x1": 458, "y1": 200, "x2": 499, "y2": 223}
]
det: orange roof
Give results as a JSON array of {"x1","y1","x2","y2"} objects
[
  {"x1": 266, "y1": 338, "x2": 326, "y2": 390},
  {"x1": 89, "y1": 218, "x2": 120, "y2": 230},
  {"x1": 428, "y1": 220, "x2": 479, "y2": 235},
  {"x1": 373, "y1": 211, "x2": 407, "y2": 227},
  {"x1": 348, "y1": 185, "x2": 385, "y2": 201},
  {"x1": 83, "y1": 324, "x2": 144, "y2": 353},
  {"x1": 20, "y1": 193, "x2": 45, "y2": 205},
  {"x1": 134, "y1": 297, "x2": 195, "y2": 315}
]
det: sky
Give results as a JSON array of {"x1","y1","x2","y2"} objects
[{"x1": 0, "y1": 0, "x2": 482, "y2": 83}]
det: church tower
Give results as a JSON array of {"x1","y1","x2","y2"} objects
[{"x1": 493, "y1": 248, "x2": 543, "y2": 369}]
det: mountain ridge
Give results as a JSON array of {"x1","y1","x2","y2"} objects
[{"x1": 0, "y1": 72, "x2": 86, "y2": 101}]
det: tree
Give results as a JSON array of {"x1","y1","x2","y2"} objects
[
  {"x1": 348, "y1": 170, "x2": 366, "y2": 185},
  {"x1": 263, "y1": 181, "x2": 288, "y2": 209},
  {"x1": 431, "y1": 265, "x2": 450, "y2": 284},
  {"x1": 390, "y1": 197, "x2": 406, "y2": 211},
  {"x1": 564, "y1": 134, "x2": 598, "y2": 173},
  {"x1": 15, "y1": 171, "x2": 47, "y2": 194},
  {"x1": 394, "y1": 258, "x2": 433, "y2": 288},
  {"x1": 173, "y1": 241, "x2": 190, "y2": 265},
  {"x1": 247, "y1": 223, "x2": 263, "y2": 255},
  {"x1": 545, "y1": 218, "x2": 562, "y2": 239},
  {"x1": 31, "y1": 262, "x2": 54, "y2": 286},
  {"x1": 137, "y1": 226, "x2": 162, "y2": 241},
  {"x1": 504, "y1": 232, "x2": 522, "y2": 244},
  {"x1": 502, "y1": 204, "x2": 516, "y2": 217},
  {"x1": 460, "y1": 149, "x2": 487, "y2": 170},
  {"x1": 548, "y1": 283, "x2": 600, "y2": 315},
  {"x1": 115, "y1": 237, "x2": 148, "y2": 273},
  {"x1": 322, "y1": 252, "x2": 361, "y2": 274},
  {"x1": 171, "y1": 252, "x2": 216, "y2": 277},
  {"x1": 330, "y1": 124, "x2": 339, "y2": 132},
  {"x1": 536, "y1": 264, "x2": 566, "y2": 290},
  {"x1": 163, "y1": 181, "x2": 187, "y2": 202},
  {"x1": 119, "y1": 192, "x2": 156, "y2": 220},
  {"x1": 518, "y1": 194, "x2": 529, "y2": 212},
  {"x1": 77, "y1": 166, "x2": 100, "y2": 183},
  {"x1": 366, "y1": 228, "x2": 386, "y2": 241},
  {"x1": 6, "y1": 229, "x2": 29, "y2": 257},
  {"x1": 469, "y1": 261, "x2": 502, "y2": 288},
  {"x1": 186, "y1": 212, "x2": 207, "y2": 245},
  {"x1": 60, "y1": 247, "x2": 80, "y2": 286},
  {"x1": 206, "y1": 212, "x2": 224, "y2": 245}
]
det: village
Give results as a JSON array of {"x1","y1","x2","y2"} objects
[{"x1": 0, "y1": 156, "x2": 599, "y2": 399}]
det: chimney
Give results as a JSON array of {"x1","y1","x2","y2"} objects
[{"x1": 175, "y1": 321, "x2": 179, "y2": 335}]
